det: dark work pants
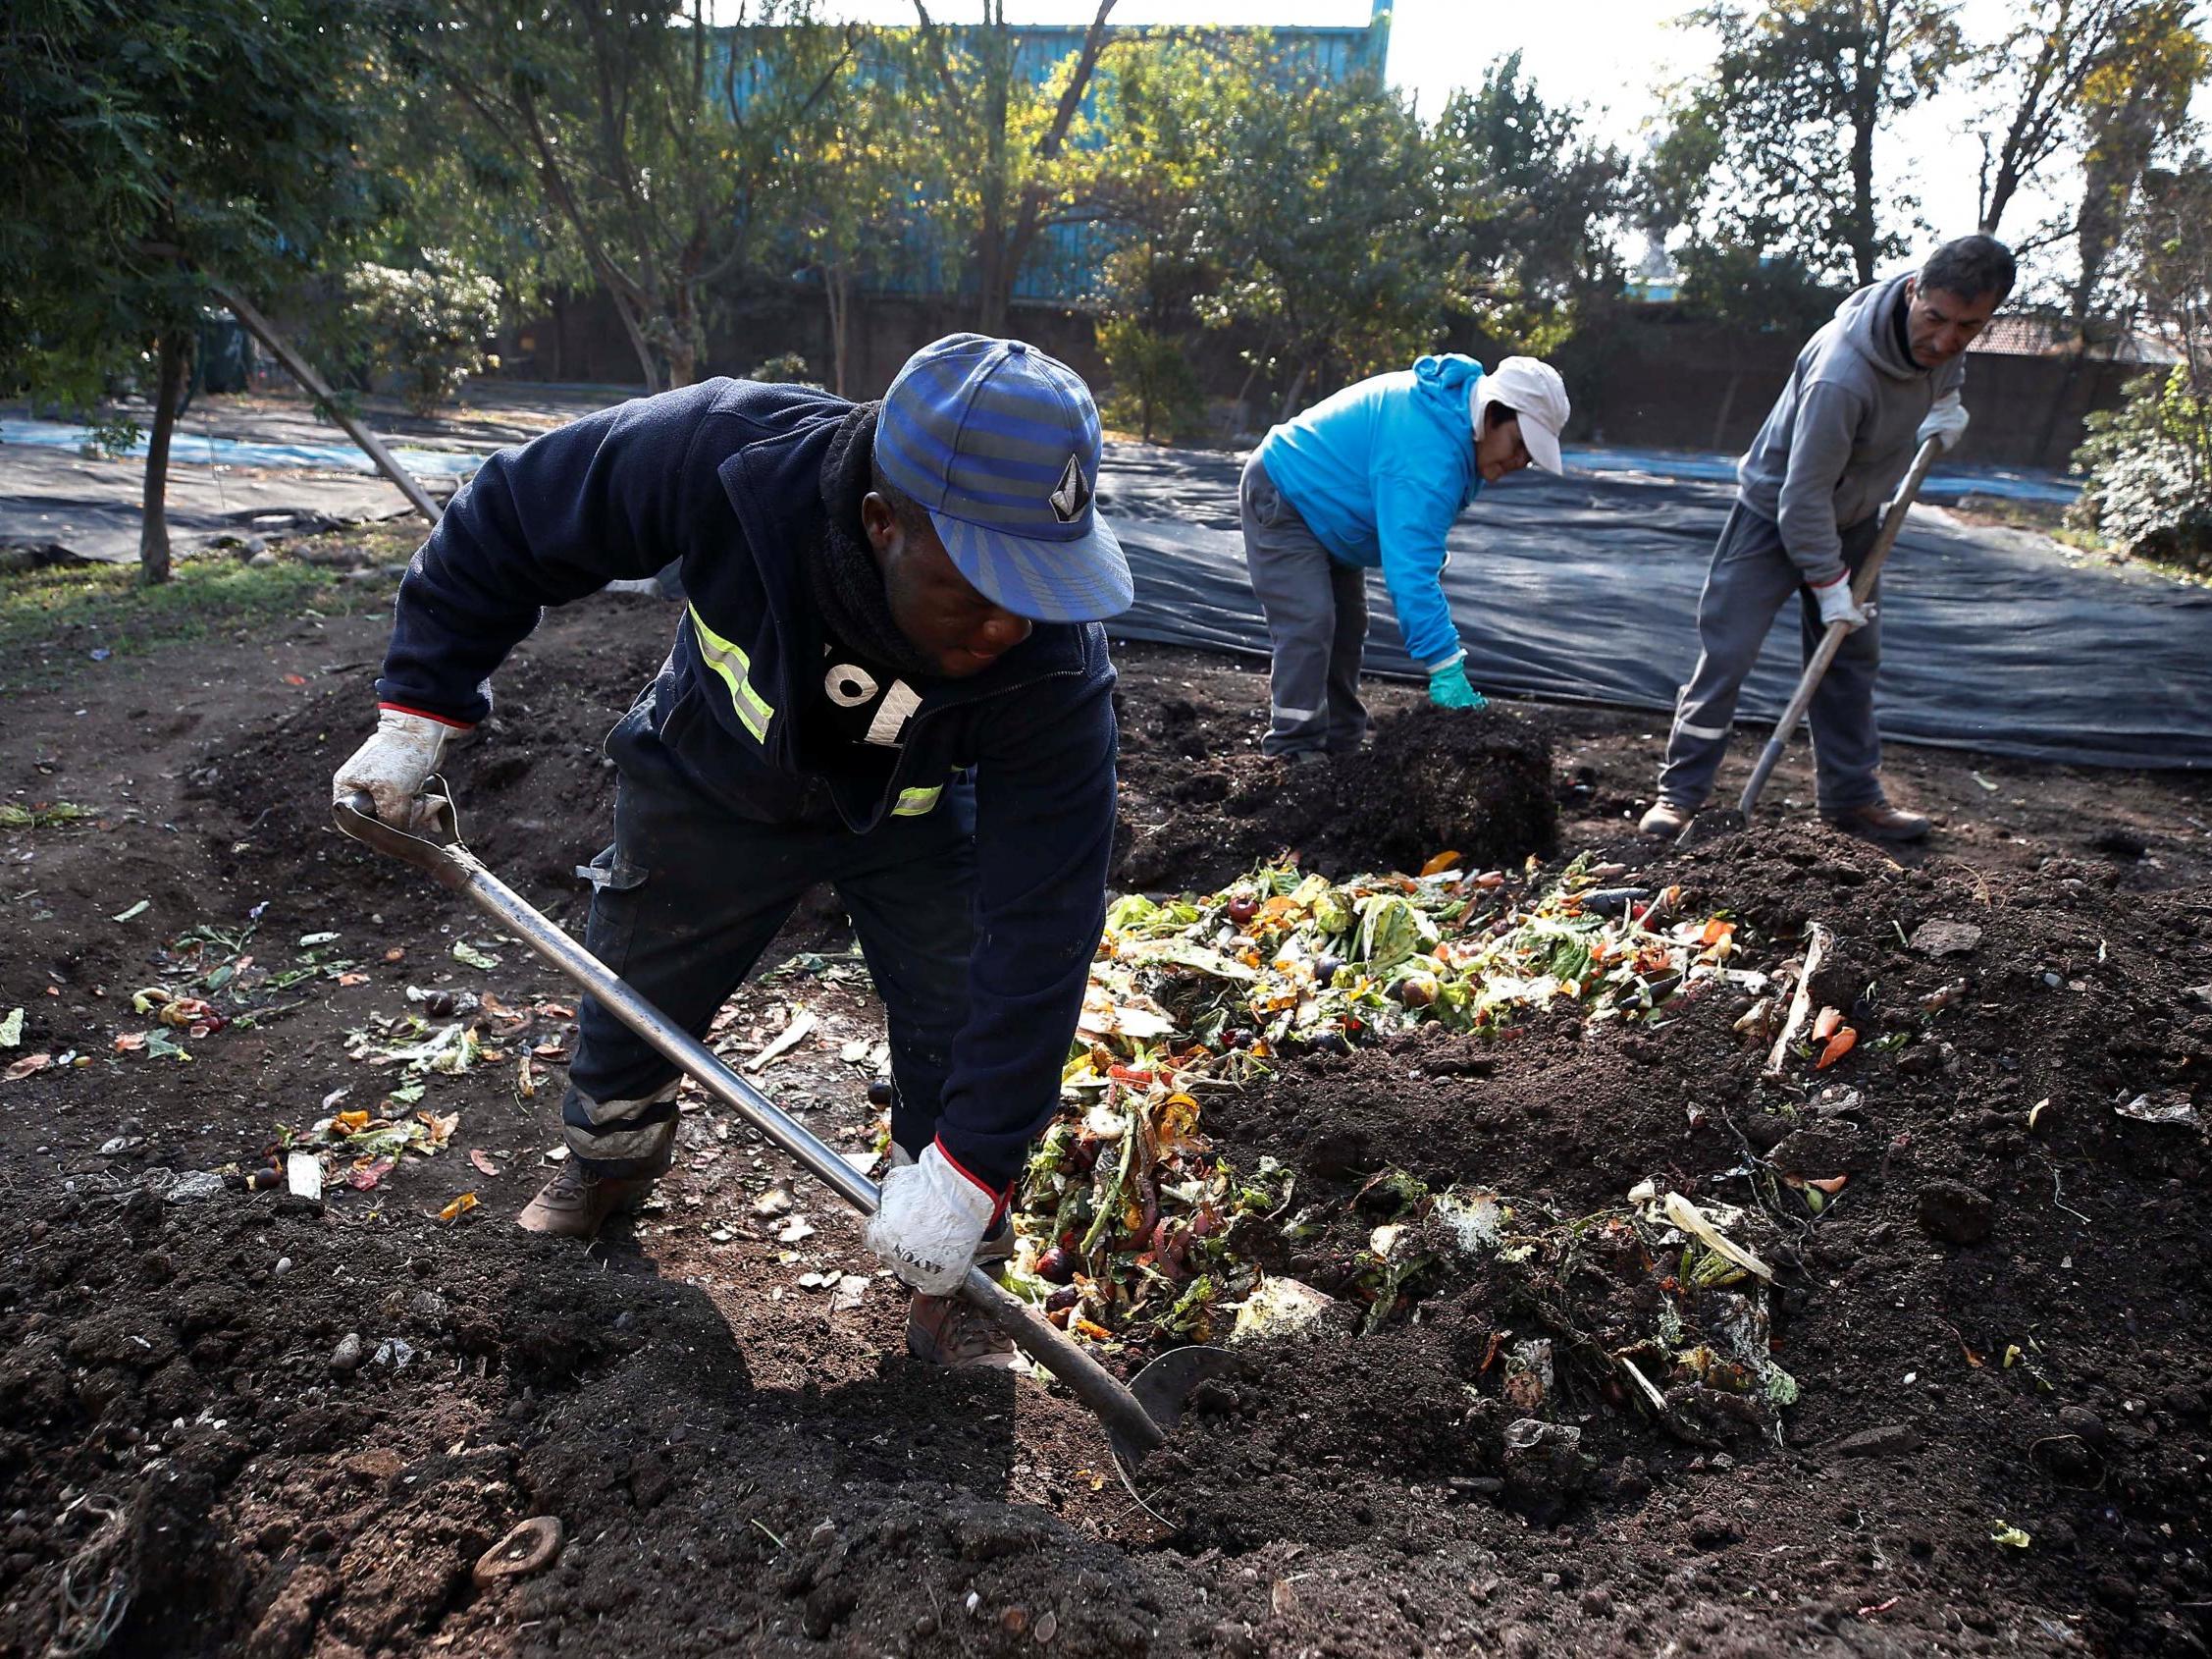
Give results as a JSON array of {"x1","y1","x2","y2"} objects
[
  {"x1": 1657, "y1": 505, "x2": 1888, "y2": 816},
  {"x1": 563, "y1": 710, "x2": 975, "y2": 1178},
  {"x1": 1239, "y1": 453, "x2": 1371, "y2": 758}
]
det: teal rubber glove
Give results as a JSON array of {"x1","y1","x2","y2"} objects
[{"x1": 1428, "y1": 658, "x2": 1487, "y2": 710}]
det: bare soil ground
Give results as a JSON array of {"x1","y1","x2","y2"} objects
[{"x1": 2, "y1": 541, "x2": 2209, "y2": 1658}]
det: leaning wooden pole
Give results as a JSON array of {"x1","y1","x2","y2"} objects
[{"x1": 204, "y1": 279, "x2": 443, "y2": 523}]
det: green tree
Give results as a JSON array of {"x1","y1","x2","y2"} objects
[
  {"x1": 790, "y1": 30, "x2": 930, "y2": 396},
  {"x1": 2, "y1": 0, "x2": 379, "y2": 582},
  {"x1": 1425, "y1": 52, "x2": 1631, "y2": 354},
  {"x1": 1083, "y1": 30, "x2": 1231, "y2": 438},
  {"x1": 1177, "y1": 47, "x2": 1441, "y2": 415},
  {"x1": 409, "y1": 0, "x2": 859, "y2": 392},
  {"x1": 2069, "y1": 158, "x2": 2212, "y2": 567},
  {"x1": 2067, "y1": 0, "x2": 2207, "y2": 328},
  {"x1": 1653, "y1": 1, "x2": 1967, "y2": 289},
  {"x1": 907, "y1": 1, "x2": 1122, "y2": 338}
]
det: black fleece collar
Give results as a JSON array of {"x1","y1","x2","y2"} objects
[{"x1": 813, "y1": 401, "x2": 944, "y2": 685}]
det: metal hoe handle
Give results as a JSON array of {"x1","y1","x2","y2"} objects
[{"x1": 332, "y1": 792, "x2": 1167, "y2": 1457}]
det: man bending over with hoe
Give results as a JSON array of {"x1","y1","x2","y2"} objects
[
  {"x1": 333, "y1": 335, "x2": 1132, "y2": 1367},
  {"x1": 1239, "y1": 354, "x2": 1572, "y2": 760},
  {"x1": 1640, "y1": 235, "x2": 2014, "y2": 842}
]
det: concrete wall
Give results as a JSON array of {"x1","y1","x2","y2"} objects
[{"x1": 504, "y1": 290, "x2": 2147, "y2": 472}]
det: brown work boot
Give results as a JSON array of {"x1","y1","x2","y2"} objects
[
  {"x1": 907, "y1": 1291, "x2": 1018, "y2": 1369},
  {"x1": 515, "y1": 1162, "x2": 656, "y2": 1239},
  {"x1": 1638, "y1": 798, "x2": 1696, "y2": 838},
  {"x1": 1825, "y1": 800, "x2": 1931, "y2": 841}
]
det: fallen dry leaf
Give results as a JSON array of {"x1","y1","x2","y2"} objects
[
  {"x1": 337, "y1": 973, "x2": 370, "y2": 988},
  {"x1": 4, "y1": 1052, "x2": 53, "y2": 1082},
  {"x1": 439, "y1": 1192, "x2": 480, "y2": 1223},
  {"x1": 347, "y1": 1156, "x2": 395, "y2": 1191},
  {"x1": 470, "y1": 1149, "x2": 500, "y2": 1177},
  {"x1": 1419, "y1": 849, "x2": 1462, "y2": 877}
]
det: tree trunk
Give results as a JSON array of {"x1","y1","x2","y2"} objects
[
  {"x1": 1278, "y1": 360, "x2": 1312, "y2": 424},
  {"x1": 665, "y1": 285, "x2": 699, "y2": 389},
  {"x1": 826, "y1": 265, "x2": 851, "y2": 397},
  {"x1": 2070, "y1": 156, "x2": 2124, "y2": 333},
  {"x1": 977, "y1": 113, "x2": 1011, "y2": 330},
  {"x1": 1848, "y1": 48, "x2": 1881, "y2": 285},
  {"x1": 139, "y1": 329, "x2": 188, "y2": 585}
]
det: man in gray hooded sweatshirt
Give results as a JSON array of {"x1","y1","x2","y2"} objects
[{"x1": 1641, "y1": 235, "x2": 2015, "y2": 842}]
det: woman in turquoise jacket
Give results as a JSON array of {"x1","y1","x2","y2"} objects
[{"x1": 1240, "y1": 353, "x2": 1569, "y2": 758}]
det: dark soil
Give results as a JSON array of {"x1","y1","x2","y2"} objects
[
  {"x1": 1113, "y1": 692, "x2": 1558, "y2": 892},
  {"x1": 2, "y1": 575, "x2": 2210, "y2": 1658}
]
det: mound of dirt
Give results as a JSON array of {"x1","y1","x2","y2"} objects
[
  {"x1": 1115, "y1": 698, "x2": 1559, "y2": 892},
  {"x1": 1132, "y1": 822, "x2": 2212, "y2": 1653}
]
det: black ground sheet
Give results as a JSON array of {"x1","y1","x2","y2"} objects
[{"x1": 1096, "y1": 443, "x2": 2212, "y2": 771}]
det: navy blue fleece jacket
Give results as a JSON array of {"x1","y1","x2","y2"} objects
[{"x1": 374, "y1": 379, "x2": 1118, "y2": 1193}]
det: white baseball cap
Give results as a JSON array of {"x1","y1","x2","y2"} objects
[{"x1": 1473, "y1": 356, "x2": 1570, "y2": 475}]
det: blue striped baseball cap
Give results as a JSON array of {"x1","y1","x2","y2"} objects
[{"x1": 875, "y1": 334, "x2": 1132, "y2": 623}]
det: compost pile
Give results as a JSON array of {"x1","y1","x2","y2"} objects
[{"x1": 1008, "y1": 852, "x2": 1791, "y2": 1363}]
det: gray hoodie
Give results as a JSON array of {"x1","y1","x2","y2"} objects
[{"x1": 1735, "y1": 273, "x2": 1965, "y2": 585}]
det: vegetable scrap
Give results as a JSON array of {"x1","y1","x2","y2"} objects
[
  {"x1": 0, "y1": 801, "x2": 97, "y2": 830},
  {"x1": 1006, "y1": 855, "x2": 1779, "y2": 1370}
]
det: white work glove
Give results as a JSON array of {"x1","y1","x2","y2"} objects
[
  {"x1": 1810, "y1": 573, "x2": 1871, "y2": 633},
  {"x1": 332, "y1": 709, "x2": 459, "y2": 830},
  {"x1": 865, "y1": 1142, "x2": 1000, "y2": 1297},
  {"x1": 1918, "y1": 392, "x2": 1969, "y2": 454}
]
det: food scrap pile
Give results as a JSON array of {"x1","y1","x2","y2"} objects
[{"x1": 1006, "y1": 854, "x2": 1781, "y2": 1358}]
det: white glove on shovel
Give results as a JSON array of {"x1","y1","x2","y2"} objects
[
  {"x1": 1810, "y1": 573, "x2": 1872, "y2": 633},
  {"x1": 333, "y1": 709, "x2": 459, "y2": 830},
  {"x1": 1918, "y1": 391, "x2": 1970, "y2": 454},
  {"x1": 865, "y1": 1142, "x2": 1000, "y2": 1297}
]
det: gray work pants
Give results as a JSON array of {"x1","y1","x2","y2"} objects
[
  {"x1": 1658, "y1": 504, "x2": 1887, "y2": 815},
  {"x1": 1239, "y1": 453, "x2": 1370, "y2": 757}
]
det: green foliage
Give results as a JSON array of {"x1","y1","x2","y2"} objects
[
  {"x1": 343, "y1": 251, "x2": 503, "y2": 415},
  {"x1": 409, "y1": 0, "x2": 860, "y2": 391},
  {"x1": 1425, "y1": 53, "x2": 1631, "y2": 353},
  {"x1": 747, "y1": 351, "x2": 822, "y2": 388},
  {"x1": 2069, "y1": 2, "x2": 2209, "y2": 320},
  {"x1": 1673, "y1": 244, "x2": 1842, "y2": 335},
  {"x1": 2070, "y1": 155, "x2": 2212, "y2": 568},
  {"x1": 1093, "y1": 33, "x2": 1440, "y2": 414},
  {"x1": 2070, "y1": 366, "x2": 2212, "y2": 567},
  {"x1": 902, "y1": 6, "x2": 1123, "y2": 336},
  {"x1": 1, "y1": 0, "x2": 379, "y2": 410},
  {"x1": 1095, "y1": 317, "x2": 1203, "y2": 442}
]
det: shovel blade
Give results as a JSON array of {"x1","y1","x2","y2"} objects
[
  {"x1": 1673, "y1": 808, "x2": 1746, "y2": 850},
  {"x1": 1109, "y1": 1344, "x2": 1239, "y2": 1472}
]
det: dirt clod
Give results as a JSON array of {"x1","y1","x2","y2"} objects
[{"x1": 1916, "y1": 1178, "x2": 1996, "y2": 1244}]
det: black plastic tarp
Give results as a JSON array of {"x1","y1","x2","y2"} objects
[{"x1": 1096, "y1": 444, "x2": 2212, "y2": 771}]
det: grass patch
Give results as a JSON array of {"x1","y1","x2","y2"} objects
[{"x1": 0, "y1": 522, "x2": 416, "y2": 691}]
